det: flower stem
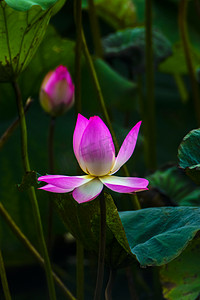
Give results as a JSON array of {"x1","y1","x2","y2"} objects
[
  {"x1": 47, "y1": 117, "x2": 56, "y2": 251},
  {"x1": 81, "y1": 29, "x2": 141, "y2": 210},
  {"x1": 74, "y1": 2, "x2": 85, "y2": 299},
  {"x1": 48, "y1": 117, "x2": 56, "y2": 174},
  {"x1": 74, "y1": 0, "x2": 82, "y2": 114},
  {"x1": 126, "y1": 266, "x2": 139, "y2": 300},
  {"x1": 76, "y1": 240, "x2": 84, "y2": 300},
  {"x1": 178, "y1": 0, "x2": 200, "y2": 126},
  {"x1": 88, "y1": 0, "x2": 103, "y2": 58},
  {"x1": 105, "y1": 269, "x2": 115, "y2": 300},
  {"x1": 0, "y1": 249, "x2": 12, "y2": 300},
  {"x1": 94, "y1": 192, "x2": 106, "y2": 300},
  {"x1": 12, "y1": 81, "x2": 57, "y2": 300},
  {"x1": 81, "y1": 29, "x2": 118, "y2": 150},
  {"x1": 144, "y1": 0, "x2": 157, "y2": 170}
]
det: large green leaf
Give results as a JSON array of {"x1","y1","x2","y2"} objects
[
  {"x1": 54, "y1": 192, "x2": 134, "y2": 268},
  {"x1": 160, "y1": 237, "x2": 200, "y2": 300},
  {"x1": 102, "y1": 27, "x2": 172, "y2": 75},
  {"x1": 0, "y1": 1, "x2": 62, "y2": 82},
  {"x1": 119, "y1": 207, "x2": 200, "y2": 267},
  {"x1": 82, "y1": 0, "x2": 136, "y2": 29},
  {"x1": 5, "y1": 0, "x2": 58, "y2": 11},
  {"x1": 178, "y1": 129, "x2": 200, "y2": 185},
  {"x1": 148, "y1": 166, "x2": 200, "y2": 207}
]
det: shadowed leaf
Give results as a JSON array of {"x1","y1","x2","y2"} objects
[
  {"x1": 119, "y1": 207, "x2": 200, "y2": 266},
  {"x1": 148, "y1": 166, "x2": 200, "y2": 206},
  {"x1": 178, "y1": 129, "x2": 200, "y2": 185},
  {"x1": 102, "y1": 27, "x2": 172, "y2": 76},
  {"x1": 160, "y1": 237, "x2": 200, "y2": 300}
]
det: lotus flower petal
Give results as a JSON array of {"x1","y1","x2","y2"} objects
[
  {"x1": 73, "y1": 178, "x2": 104, "y2": 203},
  {"x1": 38, "y1": 114, "x2": 149, "y2": 204},
  {"x1": 100, "y1": 175, "x2": 149, "y2": 193},
  {"x1": 73, "y1": 114, "x2": 89, "y2": 173},
  {"x1": 111, "y1": 121, "x2": 141, "y2": 174},
  {"x1": 39, "y1": 184, "x2": 71, "y2": 193},
  {"x1": 44, "y1": 65, "x2": 74, "y2": 100},
  {"x1": 38, "y1": 174, "x2": 93, "y2": 190},
  {"x1": 79, "y1": 116, "x2": 115, "y2": 176}
]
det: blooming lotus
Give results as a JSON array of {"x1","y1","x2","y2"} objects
[
  {"x1": 38, "y1": 114, "x2": 148, "y2": 203},
  {"x1": 39, "y1": 65, "x2": 75, "y2": 117}
]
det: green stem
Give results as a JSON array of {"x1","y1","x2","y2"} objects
[
  {"x1": 81, "y1": 29, "x2": 141, "y2": 210},
  {"x1": 48, "y1": 117, "x2": 56, "y2": 174},
  {"x1": 145, "y1": 0, "x2": 157, "y2": 170},
  {"x1": 47, "y1": 117, "x2": 56, "y2": 251},
  {"x1": 126, "y1": 266, "x2": 138, "y2": 300},
  {"x1": 178, "y1": 0, "x2": 200, "y2": 126},
  {"x1": 152, "y1": 267, "x2": 162, "y2": 300},
  {"x1": 105, "y1": 269, "x2": 115, "y2": 300},
  {"x1": 0, "y1": 202, "x2": 76, "y2": 300},
  {"x1": 88, "y1": 0, "x2": 103, "y2": 58},
  {"x1": 0, "y1": 249, "x2": 12, "y2": 300},
  {"x1": 12, "y1": 81, "x2": 57, "y2": 300},
  {"x1": 74, "y1": 3, "x2": 85, "y2": 299},
  {"x1": 74, "y1": 0, "x2": 82, "y2": 114},
  {"x1": 76, "y1": 240, "x2": 84, "y2": 300},
  {"x1": 94, "y1": 192, "x2": 106, "y2": 300},
  {"x1": 81, "y1": 29, "x2": 118, "y2": 149},
  {"x1": 137, "y1": 74, "x2": 150, "y2": 172}
]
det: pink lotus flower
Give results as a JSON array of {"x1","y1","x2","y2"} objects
[
  {"x1": 39, "y1": 65, "x2": 75, "y2": 117},
  {"x1": 38, "y1": 114, "x2": 148, "y2": 203}
]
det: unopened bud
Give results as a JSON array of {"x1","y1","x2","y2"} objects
[{"x1": 39, "y1": 65, "x2": 75, "y2": 117}]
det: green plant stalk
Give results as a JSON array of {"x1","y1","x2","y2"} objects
[
  {"x1": 74, "y1": 0, "x2": 82, "y2": 114},
  {"x1": 0, "y1": 249, "x2": 12, "y2": 300},
  {"x1": 76, "y1": 240, "x2": 84, "y2": 300},
  {"x1": 137, "y1": 75, "x2": 149, "y2": 170},
  {"x1": 47, "y1": 116, "x2": 56, "y2": 251},
  {"x1": 0, "y1": 202, "x2": 76, "y2": 300},
  {"x1": 178, "y1": 0, "x2": 200, "y2": 126},
  {"x1": 74, "y1": 1, "x2": 85, "y2": 298},
  {"x1": 81, "y1": 29, "x2": 118, "y2": 149},
  {"x1": 152, "y1": 267, "x2": 163, "y2": 300},
  {"x1": 48, "y1": 117, "x2": 56, "y2": 174},
  {"x1": 81, "y1": 29, "x2": 141, "y2": 210},
  {"x1": 88, "y1": 0, "x2": 103, "y2": 58},
  {"x1": 145, "y1": 0, "x2": 157, "y2": 170},
  {"x1": 94, "y1": 192, "x2": 106, "y2": 300},
  {"x1": 105, "y1": 269, "x2": 115, "y2": 300},
  {"x1": 13, "y1": 81, "x2": 57, "y2": 300},
  {"x1": 126, "y1": 266, "x2": 139, "y2": 300}
]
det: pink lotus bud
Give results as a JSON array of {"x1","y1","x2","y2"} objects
[{"x1": 39, "y1": 65, "x2": 75, "y2": 117}]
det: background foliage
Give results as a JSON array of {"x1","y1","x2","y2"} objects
[{"x1": 1, "y1": 0, "x2": 200, "y2": 299}]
